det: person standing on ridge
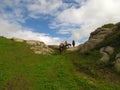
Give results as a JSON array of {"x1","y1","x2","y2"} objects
[{"x1": 72, "y1": 40, "x2": 75, "y2": 47}]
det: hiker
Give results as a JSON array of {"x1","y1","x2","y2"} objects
[
  {"x1": 72, "y1": 40, "x2": 75, "y2": 47},
  {"x1": 59, "y1": 43, "x2": 64, "y2": 54}
]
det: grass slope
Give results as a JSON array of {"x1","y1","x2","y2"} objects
[{"x1": 0, "y1": 37, "x2": 120, "y2": 90}]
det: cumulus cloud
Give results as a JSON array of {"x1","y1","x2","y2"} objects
[
  {"x1": 1, "y1": 0, "x2": 120, "y2": 45},
  {"x1": 0, "y1": 19, "x2": 60, "y2": 45},
  {"x1": 27, "y1": 0, "x2": 62, "y2": 18},
  {"x1": 0, "y1": 0, "x2": 62, "y2": 45},
  {"x1": 51, "y1": 0, "x2": 120, "y2": 43}
]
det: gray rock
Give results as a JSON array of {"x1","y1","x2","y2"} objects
[
  {"x1": 115, "y1": 59, "x2": 120, "y2": 72},
  {"x1": 104, "y1": 46, "x2": 114, "y2": 55},
  {"x1": 114, "y1": 53, "x2": 120, "y2": 72},
  {"x1": 12, "y1": 37, "x2": 53, "y2": 55},
  {"x1": 100, "y1": 47, "x2": 110, "y2": 63},
  {"x1": 26, "y1": 40, "x2": 36, "y2": 45},
  {"x1": 100, "y1": 52, "x2": 110, "y2": 63},
  {"x1": 80, "y1": 27, "x2": 115, "y2": 53},
  {"x1": 116, "y1": 53, "x2": 120, "y2": 59},
  {"x1": 26, "y1": 40, "x2": 53, "y2": 55}
]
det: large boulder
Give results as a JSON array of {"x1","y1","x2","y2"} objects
[
  {"x1": 115, "y1": 53, "x2": 120, "y2": 72},
  {"x1": 25, "y1": 40, "x2": 53, "y2": 55},
  {"x1": 80, "y1": 27, "x2": 116, "y2": 53},
  {"x1": 81, "y1": 38, "x2": 103, "y2": 53},
  {"x1": 100, "y1": 47, "x2": 109, "y2": 63},
  {"x1": 12, "y1": 38, "x2": 53, "y2": 55},
  {"x1": 99, "y1": 46, "x2": 114, "y2": 63},
  {"x1": 26, "y1": 40, "x2": 45, "y2": 47},
  {"x1": 104, "y1": 46, "x2": 114, "y2": 55}
]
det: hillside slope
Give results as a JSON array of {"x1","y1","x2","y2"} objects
[{"x1": 0, "y1": 35, "x2": 120, "y2": 90}]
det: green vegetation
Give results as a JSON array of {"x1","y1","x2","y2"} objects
[
  {"x1": 95, "y1": 24, "x2": 120, "y2": 62},
  {"x1": 0, "y1": 37, "x2": 120, "y2": 90},
  {"x1": 102, "y1": 23, "x2": 115, "y2": 28}
]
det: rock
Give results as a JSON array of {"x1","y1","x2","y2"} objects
[
  {"x1": 115, "y1": 53, "x2": 120, "y2": 72},
  {"x1": 116, "y1": 53, "x2": 120, "y2": 59},
  {"x1": 104, "y1": 46, "x2": 114, "y2": 55},
  {"x1": 99, "y1": 46, "x2": 114, "y2": 63},
  {"x1": 115, "y1": 59, "x2": 120, "y2": 72},
  {"x1": 26, "y1": 40, "x2": 45, "y2": 46},
  {"x1": 100, "y1": 47, "x2": 110, "y2": 63},
  {"x1": 30, "y1": 45, "x2": 53, "y2": 55},
  {"x1": 80, "y1": 27, "x2": 115, "y2": 53},
  {"x1": 26, "y1": 40, "x2": 53, "y2": 55},
  {"x1": 81, "y1": 39, "x2": 103, "y2": 53},
  {"x1": 11, "y1": 37, "x2": 53, "y2": 55},
  {"x1": 12, "y1": 37, "x2": 24, "y2": 42},
  {"x1": 100, "y1": 52, "x2": 110, "y2": 63}
]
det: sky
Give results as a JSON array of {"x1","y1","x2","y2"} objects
[{"x1": 0, "y1": 0, "x2": 120, "y2": 45}]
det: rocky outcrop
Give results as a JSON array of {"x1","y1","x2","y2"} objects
[
  {"x1": 115, "y1": 53, "x2": 120, "y2": 72},
  {"x1": 99, "y1": 46, "x2": 114, "y2": 63},
  {"x1": 12, "y1": 38, "x2": 53, "y2": 55},
  {"x1": 80, "y1": 27, "x2": 116, "y2": 53},
  {"x1": 26, "y1": 40, "x2": 53, "y2": 55},
  {"x1": 26, "y1": 40, "x2": 45, "y2": 46}
]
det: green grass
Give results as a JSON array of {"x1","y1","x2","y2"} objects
[
  {"x1": 0, "y1": 37, "x2": 120, "y2": 90},
  {"x1": 102, "y1": 23, "x2": 115, "y2": 28}
]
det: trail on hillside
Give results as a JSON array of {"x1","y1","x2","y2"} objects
[{"x1": 67, "y1": 47, "x2": 79, "y2": 51}]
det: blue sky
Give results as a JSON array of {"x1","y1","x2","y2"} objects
[{"x1": 0, "y1": 0, "x2": 120, "y2": 45}]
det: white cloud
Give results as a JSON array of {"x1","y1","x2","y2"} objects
[
  {"x1": 27, "y1": 0, "x2": 63, "y2": 18},
  {"x1": 1, "y1": 0, "x2": 120, "y2": 45},
  {"x1": 52, "y1": 0, "x2": 120, "y2": 43},
  {"x1": 0, "y1": 0, "x2": 26, "y2": 23},
  {"x1": 0, "y1": 0, "x2": 62, "y2": 45},
  {"x1": 0, "y1": 19, "x2": 60, "y2": 45}
]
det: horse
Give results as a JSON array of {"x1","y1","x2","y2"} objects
[
  {"x1": 58, "y1": 43, "x2": 71, "y2": 54},
  {"x1": 65, "y1": 43, "x2": 71, "y2": 48},
  {"x1": 59, "y1": 43, "x2": 66, "y2": 54}
]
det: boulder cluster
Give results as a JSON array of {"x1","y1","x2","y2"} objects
[
  {"x1": 80, "y1": 27, "x2": 116, "y2": 53},
  {"x1": 12, "y1": 38, "x2": 53, "y2": 55},
  {"x1": 100, "y1": 46, "x2": 114, "y2": 63},
  {"x1": 80, "y1": 24, "x2": 120, "y2": 73}
]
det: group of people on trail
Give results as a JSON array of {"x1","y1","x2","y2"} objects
[{"x1": 59, "y1": 40, "x2": 75, "y2": 54}]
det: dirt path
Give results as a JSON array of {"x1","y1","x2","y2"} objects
[{"x1": 67, "y1": 45, "x2": 81, "y2": 51}]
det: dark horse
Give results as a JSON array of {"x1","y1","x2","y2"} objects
[
  {"x1": 59, "y1": 43, "x2": 71, "y2": 54},
  {"x1": 65, "y1": 43, "x2": 71, "y2": 48}
]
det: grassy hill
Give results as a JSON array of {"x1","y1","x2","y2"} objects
[{"x1": 0, "y1": 36, "x2": 120, "y2": 90}]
